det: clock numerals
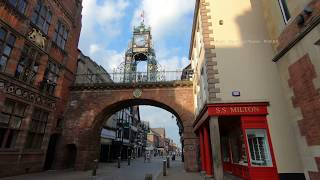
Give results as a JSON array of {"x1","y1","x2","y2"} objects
[{"x1": 135, "y1": 35, "x2": 146, "y2": 47}]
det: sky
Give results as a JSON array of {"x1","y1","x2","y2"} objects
[{"x1": 79, "y1": 0, "x2": 195, "y2": 147}]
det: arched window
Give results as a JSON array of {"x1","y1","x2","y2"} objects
[{"x1": 31, "y1": 0, "x2": 52, "y2": 34}]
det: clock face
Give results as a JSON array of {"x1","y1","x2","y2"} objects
[{"x1": 134, "y1": 35, "x2": 146, "y2": 47}]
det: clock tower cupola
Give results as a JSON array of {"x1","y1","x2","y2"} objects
[{"x1": 120, "y1": 20, "x2": 160, "y2": 82}]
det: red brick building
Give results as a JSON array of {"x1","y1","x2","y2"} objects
[{"x1": 0, "y1": 0, "x2": 82, "y2": 177}]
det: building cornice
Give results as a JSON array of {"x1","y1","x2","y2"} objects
[{"x1": 272, "y1": 15, "x2": 320, "y2": 62}]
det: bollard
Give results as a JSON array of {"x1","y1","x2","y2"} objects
[
  {"x1": 118, "y1": 156, "x2": 121, "y2": 168},
  {"x1": 128, "y1": 156, "x2": 131, "y2": 166},
  {"x1": 92, "y1": 159, "x2": 98, "y2": 176},
  {"x1": 166, "y1": 157, "x2": 170, "y2": 168},
  {"x1": 163, "y1": 160, "x2": 167, "y2": 176},
  {"x1": 145, "y1": 173, "x2": 153, "y2": 180}
]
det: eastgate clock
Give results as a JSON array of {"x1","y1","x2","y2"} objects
[{"x1": 134, "y1": 35, "x2": 146, "y2": 47}]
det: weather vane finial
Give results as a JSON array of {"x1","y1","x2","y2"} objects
[{"x1": 140, "y1": 10, "x2": 145, "y2": 24}]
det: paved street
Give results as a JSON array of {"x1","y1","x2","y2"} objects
[
  {"x1": 1, "y1": 157, "x2": 165, "y2": 180},
  {"x1": 1, "y1": 156, "x2": 242, "y2": 180}
]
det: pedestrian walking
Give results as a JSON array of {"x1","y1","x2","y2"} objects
[{"x1": 147, "y1": 152, "x2": 151, "y2": 163}]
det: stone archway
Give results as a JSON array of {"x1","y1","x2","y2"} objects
[{"x1": 55, "y1": 84, "x2": 199, "y2": 172}]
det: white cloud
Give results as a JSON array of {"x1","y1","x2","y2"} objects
[
  {"x1": 132, "y1": 0, "x2": 195, "y2": 40},
  {"x1": 81, "y1": 0, "x2": 129, "y2": 41},
  {"x1": 89, "y1": 44, "x2": 102, "y2": 54}
]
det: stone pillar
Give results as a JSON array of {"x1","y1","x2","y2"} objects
[
  {"x1": 203, "y1": 125, "x2": 213, "y2": 177},
  {"x1": 209, "y1": 116, "x2": 223, "y2": 180},
  {"x1": 199, "y1": 127, "x2": 206, "y2": 173},
  {"x1": 182, "y1": 123, "x2": 199, "y2": 172}
]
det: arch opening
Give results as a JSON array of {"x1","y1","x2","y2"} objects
[{"x1": 96, "y1": 99, "x2": 184, "y2": 163}]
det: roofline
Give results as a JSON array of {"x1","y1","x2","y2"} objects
[{"x1": 188, "y1": 0, "x2": 200, "y2": 60}]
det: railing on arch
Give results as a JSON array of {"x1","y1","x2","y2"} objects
[{"x1": 74, "y1": 70, "x2": 194, "y2": 85}]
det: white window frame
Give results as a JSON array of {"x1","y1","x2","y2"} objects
[
  {"x1": 278, "y1": 0, "x2": 291, "y2": 24},
  {"x1": 246, "y1": 129, "x2": 273, "y2": 167}
]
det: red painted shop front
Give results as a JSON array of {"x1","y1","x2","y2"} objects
[{"x1": 198, "y1": 103, "x2": 279, "y2": 180}]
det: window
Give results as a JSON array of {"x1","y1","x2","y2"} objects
[
  {"x1": 0, "y1": 28, "x2": 16, "y2": 72},
  {"x1": 0, "y1": 99, "x2": 27, "y2": 149},
  {"x1": 278, "y1": 0, "x2": 291, "y2": 23},
  {"x1": 246, "y1": 129, "x2": 272, "y2": 167},
  {"x1": 7, "y1": 0, "x2": 27, "y2": 14},
  {"x1": 25, "y1": 108, "x2": 49, "y2": 149},
  {"x1": 40, "y1": 61, "x2": 60, "y2": 95},
  {"x1": 15, "y1": 46, "x2": 40, "y2": 84},
  {"x1": 53, "y1": 21, "x2": 68, "y2": 50},
  {"x1": 31, "y1": 0, "x2": 52, "y2": 34}
]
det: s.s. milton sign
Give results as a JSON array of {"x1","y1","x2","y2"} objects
[{"x1": 208, "y1": 105, "x2": 268, "y2": 116}]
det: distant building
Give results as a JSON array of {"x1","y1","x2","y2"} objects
[
  {"x1": 100, "y1": 106, "x2": 149, "y2": 161},
  {"x1": 76, "y1": 50, "x2": 111, "y2": 83}
]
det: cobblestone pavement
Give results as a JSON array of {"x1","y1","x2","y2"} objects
[{"x1": 1, "y1": 157, "x2": 164, "y2": 180}]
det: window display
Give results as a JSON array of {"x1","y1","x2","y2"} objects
[{"x1": 246, "y1": 129, "x2": 272, "y2": 167}]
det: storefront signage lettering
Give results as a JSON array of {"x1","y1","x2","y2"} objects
[{"x1": 209, "y1": 105, "x2": 268, "y2": 116}]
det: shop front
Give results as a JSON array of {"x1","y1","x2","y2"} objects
[{"x1": 195, "y1": 103, "x2": 279, "y2": 180}]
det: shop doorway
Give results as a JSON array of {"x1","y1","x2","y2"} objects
[
  {"x1": 65, "y1": 144, "x2": 77, "y2": 169},
  {"x1": 43, "y1": 134, "x2": 59, "y2": 170}
]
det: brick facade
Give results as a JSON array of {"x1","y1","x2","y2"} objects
[
  {"x1": 54, "y1": 83, "x2": 199, "y2": 172},
  {"x1": 0, "y1": 0, "x2": 82, "y2": 177},
  {"x1": 288, "y1": 54, "x2": 320, "y2": 178}
]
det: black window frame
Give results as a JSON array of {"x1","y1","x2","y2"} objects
[
  {"x1": 0, "y1": 27, "x2": 16, "y2": 73},
  {"x1": 0, "y1": 99, "x2": 27, "y2": 149},
  {"x1": 14, "y1": 45, "x2": 41, "y2": 85},
  {"x1": 25, "y1": 108, "x2": 49, "y2": 149},
  {"x1": 53, "y1": 21, "x2": 69, "y2": 50},
  {"x1": 40, "y1": 60, "x2": 60, "y2": 95},
  {"x1": 278, "y1": 0, "x2": 291, "y2": 24},
  {"x1": 31, "y1": 0, "x2": 52, "y2": 35},
  {"x1": 6, "y1": 0, "x2": 27, "y2": 15}
]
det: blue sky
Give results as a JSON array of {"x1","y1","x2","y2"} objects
[{"x1": 79, "y1": 0, "x2": 195, "y2": 147}]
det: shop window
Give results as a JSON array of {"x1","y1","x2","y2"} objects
[
  {"x1": 15, "y1": 46, "x2": 40, "y2": 85},
  {"x1": 25, "y1": 108, "x2": 49, "y2": 149},
  {"x1": 0, "y1": 99, "x2": 27, "y2": 149},
  {"x1": 278, "y1": 0, "x2": 291, "y2": 24},
  {"x1": 31, "y1": 0, "x2": 52, "y2": 34},
  {"x1": 221, "y1": 137, "x2": 230, "y2": 162},
  {"x1": 229, "y1": 132, "x2": 247, "y2": 165},
  {"x1": 246, "y1": 129, "x2": 272, "y2": 167},
  {"x1": 0, "y1": 27, "x2": 16, "y2": 72},
  {"x1": 7, "y1": 0, "x2": 27, "y2": 14},
  {"x1": 40, "y1": 61, "x2": 60, "y2": 95},
  {"x1": 53, "y1": 21, "x2": 68, "y2": 50}
]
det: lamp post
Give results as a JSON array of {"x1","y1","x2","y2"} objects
[{"x1": 118, "y1": 124, "x2": 124, "y2": 168}]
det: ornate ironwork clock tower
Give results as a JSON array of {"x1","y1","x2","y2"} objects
[{"x1": 118, "y1": 22, "x2": 161, "y2": 82}]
